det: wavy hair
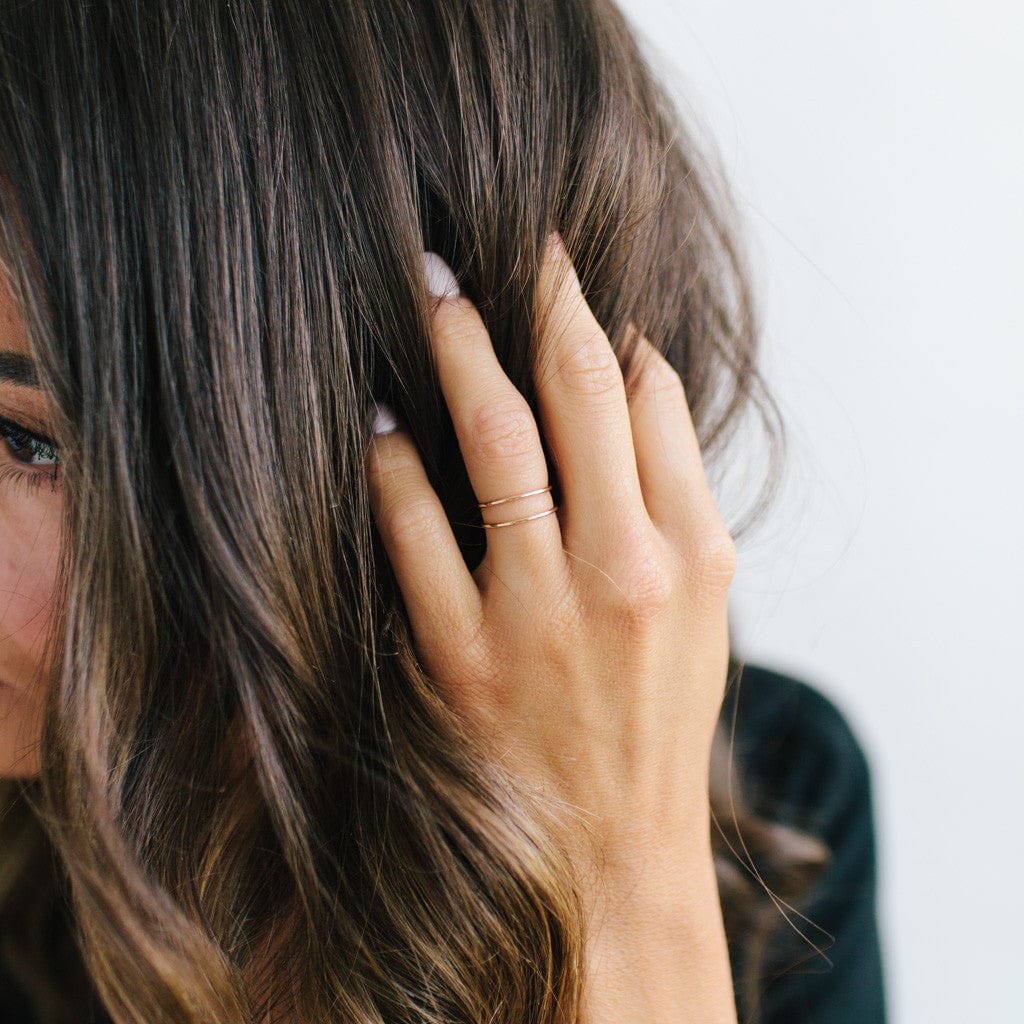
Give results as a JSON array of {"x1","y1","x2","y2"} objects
[{"x1": 0, "y1": 2, "x2": 827, "y2": 1022}]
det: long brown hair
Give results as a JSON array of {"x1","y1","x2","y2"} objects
[{"x1": 0, "y1": 2, "x2": 827, "y2": 1022}]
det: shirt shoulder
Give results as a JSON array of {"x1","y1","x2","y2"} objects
[
  {"x1": 721, "y1": 662, "x2": 873, "y2": 828},
  {"x1": 720, "y1": 661, "x2": 889, "y2": 1023}
]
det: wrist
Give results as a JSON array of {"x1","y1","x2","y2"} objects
[
  {"x1": 579, "y1": 844, "x2": 736, "y2": 1024},
  {"x1": 582, "y1": 835, "x2": 721, "y2": 942},
  {"x1": 575, "y1": 798, "x2": 717, "y2": 920}
]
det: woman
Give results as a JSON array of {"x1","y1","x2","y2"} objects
[{"x1": 0, "y1": 2, "x2": 886, "y2": 1022}]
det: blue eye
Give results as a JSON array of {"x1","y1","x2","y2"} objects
[{"x1": 0, "y1": 415, "x2": 60, "y2": 493}]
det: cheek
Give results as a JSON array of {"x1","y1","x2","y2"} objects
[
  {"x1": 0, "y1": 551, "x2": 57, "y2": 648},
  {"x1": 0, "y1": 493, "x2": 62, "y2": 779},
  {"x1": 0, "y1": 492, "x2": 63, "y2": 691},
  {"x1": 0, "y1": 684, "x2": 44, "y2": 776}
]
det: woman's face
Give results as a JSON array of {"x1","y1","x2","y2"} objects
[{"x1": 0, "y1": 267, "x2": 62, "y2": 778}]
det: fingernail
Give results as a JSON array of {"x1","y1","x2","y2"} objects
[
  {"x1": 371, "y1": 400, "x2": 399, "y2": 435},
  {"x1": 422, "y1": 251, "x2": 462, "y2": 298}
]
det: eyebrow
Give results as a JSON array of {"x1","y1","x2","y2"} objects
[{"x1": 0, "y1": 350, "x2": 40, "y2": 388}]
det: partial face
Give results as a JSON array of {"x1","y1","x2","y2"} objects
[{"x1": 0, "y1": 266, "x2": 63, "y2": 778}]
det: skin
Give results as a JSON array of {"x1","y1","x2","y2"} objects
[
  {"x1": 0, "y1": 234, "x2": 739, "y2": 1019},
  {"x1": 0, "y1": 265, "x2": 62, "y2": 780},
  {"x1": 366, "y1": 232, "x2": 739, "y2": 1022}
]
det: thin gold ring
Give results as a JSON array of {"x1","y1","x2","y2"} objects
[
  {"x1": 476, "y1": 484, "x2": 553, "y2": 509},
  {"x1": 480, "y1": 505, "x2": 560, "y2": 529}
]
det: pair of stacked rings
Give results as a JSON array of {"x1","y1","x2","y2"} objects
[
  {"x1": 478, "y1": 485, "x2": 558, "y2": 529},
  {"x1": 370, "y1": 400, "x2": 557, "y2": 530}
]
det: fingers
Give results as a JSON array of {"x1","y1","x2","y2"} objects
[
  {"x1": 622, "y1": 327, "x2": 732, "y2": 556},
  {"x1": 365, "y1": 236, "x2": 731, "y2": 669},
  {"x1": 363, "y1": 426, "x2": 484, "y2": 671},
  {"x1": 531, "y1": 234, "x2": 648, "y2": 552},
  {"x1": 421, "y1": 252, "x2": 567, "y2": 598}
]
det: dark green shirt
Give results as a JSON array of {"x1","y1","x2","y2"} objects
[
  {"x1": 0, "y1": 663, "x2": 887, "y2": 1023},
  {"x1": 722, "y1": 662, "x2": 888, "y2": 1023}
]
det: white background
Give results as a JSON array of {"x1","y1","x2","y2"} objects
[{"x1": 620, "y1": 2, "x2": 1023, "y2": 1021}]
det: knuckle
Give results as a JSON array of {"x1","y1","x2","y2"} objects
[
  {"x1": 611, "y1": 525, "x2": 677, "y2": 628},
  {"x1": 623, "y1": 336, "x2": 682, "y2": 404},
  {"x1": 623, "y1": 561, "x2": 676, "y2": 628},
  {"x1": 557, "y1": 332, "x2": 623, "y2": 398},
  {"x1": 686, "y1": 521, "x2": 738, "y2": 597},
  {"x1": 378, "y1": 495, "x2": 442, "y2": 552},
  {"x1": 468, "y1": 396, "x2": 538, "y2": 462},
  {"x1": 646, "y1": 353, "x2": 688, "y2": 403}
]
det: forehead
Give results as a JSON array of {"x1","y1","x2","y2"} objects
[{"x1": 0, "y1": 264, "x2": 32, "y2": 356}]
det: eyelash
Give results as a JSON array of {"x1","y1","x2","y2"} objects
[{"x1": 0, "y1": 415, "x2": 61, "y2": 494}]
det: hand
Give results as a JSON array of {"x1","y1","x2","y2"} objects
[{"x1": 364, "y1": 231, "x2": 736, "y2": 895}]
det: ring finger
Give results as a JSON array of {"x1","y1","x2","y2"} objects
[{"x1": 422, "y1": 252, "x2": 567, "y2": 599}]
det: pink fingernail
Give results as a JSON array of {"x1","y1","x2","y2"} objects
[
  {"x1": 371, "y1": 401, "x2": 399, "y2": 435},
  {"x1": 422, "y1": 251, "x2": 462, "y2": 298}
]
